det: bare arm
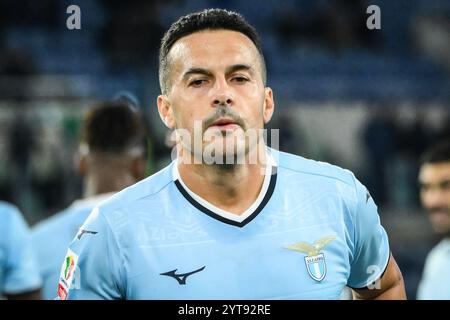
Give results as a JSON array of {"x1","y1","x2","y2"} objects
[{"x1": 352, "y1": 253, "x2": 406, "y2": 300}]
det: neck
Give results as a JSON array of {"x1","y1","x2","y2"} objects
[
  {"x1": 177, "y1": 143, "x2": 269, "y2": 215},
  {"x1": 83, "y1": 172, "x2": 135, "y2": 198}
]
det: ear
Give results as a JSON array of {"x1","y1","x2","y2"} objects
[
  {"x1": 75, "y1": 154, "x2": 88, "y2": 176},
  {"x1": 157, "y1": 95, "x2": 176, "y2": 129},
  {"x1": 262, "y1": 87, "x2": 275, "y2": 124}
]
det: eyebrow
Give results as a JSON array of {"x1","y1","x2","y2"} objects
[
  {"x1": 182, "y1": 68, "x2": 213, "y2": 81},
  {"x1": 225, "y1": 64, "x2": 253, "y2": 75},
  {"x1": 419, "y1": 178, "x2": 450, "y2": 187},
  {"x1": 182, "y1": 64, "x2": 254, "y2": 82}
]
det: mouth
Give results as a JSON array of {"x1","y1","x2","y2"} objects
[
  {"x1": 428, "y1": 208, "x2": 450, "y2": 216},
  {"x1": 429, "y1": 209, "x2": 450, "y2": 217},
  {"x1": 208, "y1": 118, "x2": 240, "y2": 130},
  {"x1": 428, "y1": 208, "x2": 450, "y2": 222}
]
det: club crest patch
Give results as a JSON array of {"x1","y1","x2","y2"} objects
[{"x1": 285, "y1": 235, "x2": 336, "y2": 282}]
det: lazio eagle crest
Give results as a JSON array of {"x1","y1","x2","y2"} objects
[{"x1": 285, "y1": 236, "x2": 336, "y2": 282}]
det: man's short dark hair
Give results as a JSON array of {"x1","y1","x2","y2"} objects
[
  {"x1": 82, "y1": 101, "x2": 147, "y2": 157},
  {"x1": 420, "y1": 140, "x2": 450, "y2": 165},
  {"x1": 159, "y1": 8, "x2": 266, "y2": 94}
]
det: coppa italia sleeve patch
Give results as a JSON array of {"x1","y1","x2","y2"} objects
[{"x1": 57, "y1": 248, "x2": 79, "y2": 300}]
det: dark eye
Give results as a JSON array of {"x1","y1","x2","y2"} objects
[
  {"x1": 190, "y1": 79, "x2": 207, "y2": 87},
  {"x1": 440, "y1": 180, "x2": 450, "y2": 190},
  {"x1": 232, "y1": 76, "x2": 249, "y2": 83}
]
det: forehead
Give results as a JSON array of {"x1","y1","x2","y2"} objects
[
  {"x1": 419, "y1": 162, "x2": 450, "y2": 183},
  {"x1": 168, "y1": 29, "x2": 260, "y2": 72}
]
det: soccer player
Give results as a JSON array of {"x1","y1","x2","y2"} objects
[
  {"x1": 0, "y1": 201, "x2": 42, "y2": 299},
  {"x1": 61, "y1": 9, "x2": 406, "y2": 300},
  {"x1": 417, "y1": 140, "x2": 450, "y2": 299},
  {"x1": 32, "y1": 100, "x2": 148, "y2": 299}
]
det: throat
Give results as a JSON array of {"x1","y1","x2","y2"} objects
[{"x1": 177, "y1": 162, "x2": 267, "y2": 216}]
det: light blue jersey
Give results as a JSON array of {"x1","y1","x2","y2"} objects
[
  {"x1": 417, "y1": 239, "x2": 450, "y2": 300},
  {"x1": 0, "y1": 201, "x2": 42, "y2": 296},
  {"x1": 60, "y1": 149, "x2": 390, "y2": 300},
  {"x1": 31, "y1": 194, "x2": 114, "y2": 299}
]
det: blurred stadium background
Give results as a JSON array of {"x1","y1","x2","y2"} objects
[{"x1": 0, "y1": 0, "x2": 449, "y2": 299}]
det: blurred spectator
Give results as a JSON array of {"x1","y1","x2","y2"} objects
[
  {"x1": 0, "y1": 0, "x2": 58, "y2": 31},
  {"x1": 99, "y1": 0, "x2": 166, "y2": 69},
  {"x1": 0, "y1": 201, "x2": 42, "y2": 299},
  {"x1": 416, "y1": 140, "x2": 450, "y2": 299},
  {"x1": 0, "y1": 49, "x2": 35, "y2": 101},
  {"x1": 397, "y1": 111, "x2": 432, "y2": 206},
  {"x1": 31, "y1": 99, "x2": 149, "y2": 299},
  {"x1": 362, "y1": 106, "x2": 399, "y2": 206},
  {"x1": 431, "y1": 112, "x2": 450, "y2": 143},
  {"x1": 275, "y1": 0, "x2": 380, "y2": 51},
  {"x1": 7, "y1": 111, "x2": 39, "y2": 220},
  {"x1": 413, "y1": 11, "x2": 450, "y2": 73},
  {"x1": 0, "y1": 48, "x2": 39, "y2": 219},
  {"x1": 266, "y1": 111, "x2": 301, "y2": 155}
]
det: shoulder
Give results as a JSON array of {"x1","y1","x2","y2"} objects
[
  {"x1": 98, "y1": 162, "x2": 174, "y2": 214},
  {"x1": 427, "y1": 239, "x2": 450, "y2": 264},
  {"x1": 31, "y1": 205, "x2": 89, "y2": 241},
  {"x1": 82, "y1": 163, "x2": 175, "y2": 236},
  {"x1": 0, "y1": 201, "x2": 22, "y2": 221},
  {"x1": 0, "y1": 201, "x2": 28, "y2": 238},
  {"x1": 274, "y1": 149, "x2": 357, "y2": 189},
  {"x1": 272, "y1": 149, "x2": 370, "y2": 226}
]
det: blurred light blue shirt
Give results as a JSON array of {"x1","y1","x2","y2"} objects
[
  {"x1": 31, "y1": 194, "x2": 113, "y2": 299},
  {"x1": 0, "y1": 201, "x2": 42, "y2": 296},
  {"x1": 417, "y1": 239, "x2": 450, "y2": 300},
  {"x1": 61, "y1": 149, "x2": 389, "y2": 300}
]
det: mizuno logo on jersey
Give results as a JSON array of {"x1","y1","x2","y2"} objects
[{"x1": 160, "y1": 266, "x2": 206, "y2": 285}]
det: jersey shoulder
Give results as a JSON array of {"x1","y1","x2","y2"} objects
[
  {"x1": 427, "y1": 239, "x2": 450, "y2": 264},
  {"x1": 0, "y1": 201, "x2": 21, "y2": 221},
  {"x1": 98, "y1": 162, "x2": 174, "y2": 215},
  {"x1": 31, "y1": 204, "x2": 91, "y2": 243},
  {"x1": 274, "y1": 149, "x2": 357, "y2": 188},
  {"x1": 83, "y1": 163, "x2": 175, "y2": 239},
  {"x1": 0, "y1": 201, "x2": 27, "y2": 242}
]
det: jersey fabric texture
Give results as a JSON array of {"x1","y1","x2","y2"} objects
[
  {"x1": 61, "y1": 149, "x2": 390, "y2": 300},
  {"x1": 31, "y1": 194, "x2": 113, "y2": 299},
  {"x1": 417, "y1": 238, "x2": 450, "y2": 300},
  {"x1": 0, "y1": 201, "x2": 42, "y2": 296}
]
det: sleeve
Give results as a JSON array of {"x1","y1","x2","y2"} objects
[
  {"x1": 57, "y1": 207, "x2": 126, "y2": 300},
  {"x1": 347, "y1": 177, "x2": 390, "y2": 289},
  {"x1": 3, "y1": 206, "x2": 42, "y2": 295}
]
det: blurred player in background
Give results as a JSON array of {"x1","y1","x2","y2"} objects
[
  {"x1": 61, "y1": 9, "x2": 405, "y2": 300},
  {"x1": 31, "y1": 99, "x2": 148, "y2": 299},
  {"x1": 0, "y1": 202, "x2": 42, "y2": 299},
  {"x1": 417, "y1": 140, "x2": 450, "y2": 299}
]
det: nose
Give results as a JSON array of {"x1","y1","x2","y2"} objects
[
  {"x1": 213, "y1": 95, "x2": 233, "y2": 107},
  {"x1": 212, "y1": 78, "x2": 233, "y2": 108}
]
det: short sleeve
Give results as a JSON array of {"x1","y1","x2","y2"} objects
[
  {"x1": 347, "y1": 178, "x2": 390, "y2": 289},
  {"x1": 2, "y1": 205, "x2": 42, "y2": 294},
  {"x1": 57, "y1": 207, "x2": 125, "y2": 300}
]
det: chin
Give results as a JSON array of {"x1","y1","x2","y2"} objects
[
  {"x1": 202, "y1": 139, "x2": 247, "y2": 164},
  {"x1": 432, "y1": 225, "x2": 450, "y2": 236}
]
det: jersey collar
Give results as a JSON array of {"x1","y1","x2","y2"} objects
[{"x1": 172, "y1": 149, "x2": 277, "y2": 227}]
